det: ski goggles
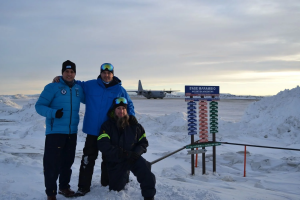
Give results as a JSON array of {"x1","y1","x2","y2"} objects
[
  {"x1": 115, "y1": 97, "x2": 128, "y2": 105},
  {"x1": 101, "y1": 63, "x2": 114, "y2": 72}
]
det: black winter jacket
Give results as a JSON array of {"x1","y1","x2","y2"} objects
[{"x1": 97, "y1": 118, "x2": 148, "y2": 163}]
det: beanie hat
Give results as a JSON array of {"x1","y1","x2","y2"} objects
[
  {"x1": 113, "y1": 97, "x2": 128, "y2": 110},
  {"x1": 62, "y1": 60, "x2": 76, "y2": 74},
  {"x1": 100, "y1": 63, "x2": 114, "y2": 74}
]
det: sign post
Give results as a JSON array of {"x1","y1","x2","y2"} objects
[
  {"x1": 187, "y1": 97, "x2": 196, "y2": 175},
  {"x1": 185, "y1": 86, "x2": 221, "y2": 175},
  {"x1": 210, "y1": 100, "x2": 218, "y2": 172}
]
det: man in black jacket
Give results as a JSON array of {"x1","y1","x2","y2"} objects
[{"x1": 97, "y1": 97, "x2": 156, "y2": 200}]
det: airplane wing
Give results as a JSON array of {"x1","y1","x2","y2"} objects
[
  {"x1": 126, "y1": 90, "x2": 143, "y2": 95},
  {"x1": 164, "y1": 90, "x2": 180, "y2": 94},
  {"x1": 126, "y1": 90, "x2": 151, "y2": 95},
  {"x1": 126, "y1": 90, "x2": 139, "y2": 93}
]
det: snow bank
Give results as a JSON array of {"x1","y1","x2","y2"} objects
[
  {"x1": 0, "y1": 97, "x2": 22, "y2": 113},
  {"x1": 10, "y1": 94, "x2": 29, "y2": 99},
  {"x1": 239, "y1": 86, "x2": 300, "y2": 144},
  {"x1": 0, "y1": 98, "x2": 44, "y2": 139}
]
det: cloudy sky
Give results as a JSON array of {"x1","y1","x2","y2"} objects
[{"x1": 1, "y1": 0, "x2": 299, "y2": 96}]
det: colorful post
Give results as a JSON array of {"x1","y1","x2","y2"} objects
[{"x1": 185, "y1": 86, "x2": 221, "y2": 175}]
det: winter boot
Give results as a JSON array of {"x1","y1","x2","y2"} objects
[
  {"x1": 47, "y1": 195, "x2": 57, "y2": 200},
  {"x1": 74, "y1": 187, "x2": 90, "y2": 197},
  {"x1": 58, "y1": 188, "x2": 75, "y2": 197},
  {"x1": 144, "y1": 197, "x2": 154, "y2": 200}
]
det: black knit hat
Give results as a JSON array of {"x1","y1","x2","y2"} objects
[
  {"x1": 100, "y1": 63, "x2": 114, "y2": 74},
  {"x1": 113, "y1": 97, "x2": 128, "y2": 110},
  {"x1": 62, "y1": 60, "x2": 76, "y2": 74}
]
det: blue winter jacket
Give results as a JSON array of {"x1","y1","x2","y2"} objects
[
  {"x1": 35, "y1": 77, "x2": 85, "y2": 135},
  {"x1": 76, "y1": 76, "x2": 135, "y2": 136}
]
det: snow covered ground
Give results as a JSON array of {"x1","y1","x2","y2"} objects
[{"x1": 0, "y1": 87, "x2": 299, "y2": 200}]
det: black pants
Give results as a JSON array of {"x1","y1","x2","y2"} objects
[
  {"x1": 78, "y1": 135, "x2": 129, "y2": 189},
  {"x1": 43, "y1": 134, "x2": 77, "y2": 196},
  {"x1": 78, "y1": 135, "x2": 109, "y2": 189},
  {"x1": 107, "y1": 157, "x2": 156, "y2": 198}
]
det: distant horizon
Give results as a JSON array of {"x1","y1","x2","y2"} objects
[
  {"x1": 1, "y1": 81, "x2": 297, "y2": 97},
  {"x1": 0, "y1": 91, "x2": 273, "y2": 97}
]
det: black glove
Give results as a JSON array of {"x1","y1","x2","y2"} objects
[
  {"x1": 129, "y1": 115, "x2": 138, "y2": 125},
  {"x1": 118, "y1": 147, "x2": 132, "y2": 159},
  {"x1": 128, "y1": 152, "x2": 140, "y2": 165},
  {"x1": 55, "y1": 108, "x2": 63, "y2": 118}
]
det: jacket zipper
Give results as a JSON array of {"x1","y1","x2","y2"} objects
[{"x1": 69, "y1": 87, "x2": 72, "y2": 135}]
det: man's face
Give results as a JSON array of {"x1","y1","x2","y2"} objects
[
  {"x1": 101, "y1": 71, "x2": 113, "y2": 82},
  {"x1": 62, "y1": 69, "x2": 76, "y2": 82},
  {"x1": 115, "y1": 106, "x2": 127, "y2": 118}
]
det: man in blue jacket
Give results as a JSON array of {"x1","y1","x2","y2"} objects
[
  {"x1": 35, "y1": 60, "x2": 85, "y2": 200},
  {"x1": 54, "y1": 63, "x2": 137, "y2": 196}
]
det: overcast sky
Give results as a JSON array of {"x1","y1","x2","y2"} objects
[{"x1": 0, "y1": 0, "x2": 299, "y2": 95}]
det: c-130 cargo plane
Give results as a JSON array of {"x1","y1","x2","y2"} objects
[{"x1": 127, "y1": 80, "x2": 179, "y2": 99}]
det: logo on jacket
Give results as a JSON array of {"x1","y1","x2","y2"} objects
[
  {"x1": 61, "y1": 89, "x2": 67, "y2": 95},
  {"x1": 75, "y1": 88, "x2": 79, "y2": 97}
]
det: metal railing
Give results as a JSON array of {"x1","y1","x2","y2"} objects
[
  {"x1": 150, "y1": 139, "x2": 201, "y2": 165},
  {"x1": 220, "y1": 142, "x2": 300, "y2": 151},
  {"x1": 150, "y1": 141, "x2": 300, "y2": 176}
]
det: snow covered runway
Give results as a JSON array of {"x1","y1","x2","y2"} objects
[{"x1": 0, "y1": 90, "x2": 299, "y2": 199}]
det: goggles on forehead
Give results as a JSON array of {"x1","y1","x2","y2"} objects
[
  {"x1": 101, "y1": 63, "x2": 114, "y2": 71},
  {"x1": 115, "y1": 97, "x2": 128, "y2": 105}
]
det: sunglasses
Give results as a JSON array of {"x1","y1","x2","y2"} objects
[
  {"x1": 101, "y1": 63, "x2": 114, "y2": 71},
  {"x1": 115, "y1": 97, "x2": 128, "y2": 105}
]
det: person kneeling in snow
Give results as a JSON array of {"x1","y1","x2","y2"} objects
[{"x1": 97, "y1": 97, "x2": 156, "y2": 200}]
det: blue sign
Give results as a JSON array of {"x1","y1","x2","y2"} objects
[
  {"x1": 185, "y1": 85, "x2": 220, "y2": 96},
  {"x1": 188, "y1": 131, "x2": 197, "y2": 135},
  {"x1": 187, "y1": 110, "x2": 196, "y2": 114},
  {"x1": 187, "y1": 102, "x2": 196, "y2": 105},
  {"x1": 188, "y1": 118, "x2": 197, "y2": 123},
  {"x1": 185, "y1": 98, "x2": 220, "y2": 102}
]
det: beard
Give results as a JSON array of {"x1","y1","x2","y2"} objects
[{"x1": 115, "y1": 114, "x2": 129, "y2": 129}]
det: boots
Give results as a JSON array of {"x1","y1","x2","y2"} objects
[
  {"x1": 47, "y1": 195, "x2": 57, "y2": 200},
  {"x1": 74, "y1": 187, "x2": 91, "y2": 197},
  {"x1": 144, "y1": 197, "x2": 154, "y2": 200},
  {"x1": 58, "y1": 188, "x2": 75, "y2": 197}
]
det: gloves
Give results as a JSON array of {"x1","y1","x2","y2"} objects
[
  {"x1": 129, "y1": 115, "x2": 138, "y2": 125},
  {"x1": 119, "y1": 147, "x2": 141, "y2": 165},
  {"x1": 119, "y1": 147, "x2": 132, "y2": 159},
  {"x1": 55, "y1": 108, "x2": 64, "y2": 118},
  {"x1": 127, "y1": 152, "x2": 140, "y2": 165}
]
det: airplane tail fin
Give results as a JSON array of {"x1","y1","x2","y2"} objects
[{"x1": 138, "y1": 80, "x2": 143, "y2": 91}]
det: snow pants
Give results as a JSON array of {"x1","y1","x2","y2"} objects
[
  {"x1": 107, "y1": 156, "x2": 156, "y2": 198},
  {"x1": 43, "y1": 134, "x2": 77, "y2": 196},
  {"x1": 78, "y1": 135, "x2": 109, "y2": 189}
]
